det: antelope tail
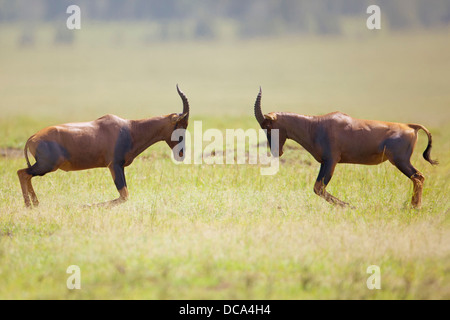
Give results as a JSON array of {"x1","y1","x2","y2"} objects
[
  {"x1": 408, "y1": 124, "x2": 438, "y2": 165},
  {"x1": 24, "y1": 137, "x2": 33, "y2": 168},
  {"x1": 24, "y1": 144, "x2": 31, "y2": 168}
]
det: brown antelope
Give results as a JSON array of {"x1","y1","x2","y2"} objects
[
  {"x1": 17, "y1": 85, "x2": 190, "y2": 208},
  {"x1": 254, "y1": 88, "x2": 437, "y2": 208}
]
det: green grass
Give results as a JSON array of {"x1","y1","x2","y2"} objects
[{"x1": 0, "y1": 24, "x2": 449, "y2": 299}]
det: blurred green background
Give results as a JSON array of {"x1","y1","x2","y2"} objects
[
  {"x1": 0, "y1": 0, "x2": 449, "y2": 300},
  {"x1": 1, "y1": 0, "x2": 449, "y2": 127}
]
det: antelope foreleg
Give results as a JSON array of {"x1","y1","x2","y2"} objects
[
  {"x1": 108, "y1": 187, "x2": 129, "y2": 206},
  {"x1": 314, "y1": 180, "x2": 349, "y2": 207},
  {"x1": 84, "y1": 165, "x2": 129, "y2": 208},
  {"x1": 313, "y1": 161, "x2": 350, "y2": 208}
]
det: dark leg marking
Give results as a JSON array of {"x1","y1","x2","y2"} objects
[
  {"x1": 111, "y1": 164, "x2": 127, "y2": 191},
  {"x1": 316, "y1": 160, "x2": 335, "y2": 186},
  {"x1": 114, "y1": 126, "x2": 133, "y2": 167},
  {"x1": 111, "y1": 126, "x2": 132, "y2": 202},
  {"x1": 26, "y1": 141, "x2": 69, "y2": 176},
  {"x1": 18, "y1": 141, "x2": 68, "y2": 208}
]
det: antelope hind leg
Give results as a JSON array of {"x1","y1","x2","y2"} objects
[
  {"x1": 17, "y1": 169, "x2": 32, "y2": 208},
  {"x1": 410, "y1": 172, "x2": 425, "y2": 209},
  {"x1": 389, "y1": 157, "x2": 424, "y2": 209},
  {"x1": 26, "y1": 177, "x2": 39, "y2": 206}
]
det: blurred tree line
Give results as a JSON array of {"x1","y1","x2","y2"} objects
[{"x1": 1, "y1": 0, "x2": 449, "y2": 40}]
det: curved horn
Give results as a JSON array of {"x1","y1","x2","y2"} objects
[
  {"x1": 176, "y1": 84, "x2": 189, "y2": 120},
  {"x1": 254, "y1": 86, "x2": 264, "y2": 125}
]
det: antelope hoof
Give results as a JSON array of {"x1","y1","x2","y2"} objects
[
  {"x1": 86, "y1": 197, "x2": 127, "y2": 209},
  {"x1": 336, "y1": 200, "x2": 353, "y2": 209},
  {"x1": 328, "y1": 195, "x2": 353, "y2": 209},
  {"x1": 411, "y1": 202, "x2": 422, "y2": 210}
]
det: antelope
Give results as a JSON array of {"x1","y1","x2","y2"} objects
[
  {"x1": 253, "y1": 88, "x2": 437, "y2": 208},
  {"x1": 17, "y1": 85, "x2": 190, "y2": 208}
]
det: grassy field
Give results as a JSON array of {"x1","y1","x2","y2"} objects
[{"x1": 0, "y1": 24, "x2": 449, "y2": 299}]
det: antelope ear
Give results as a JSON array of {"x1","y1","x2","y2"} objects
[
  {"x1": 170, "y1": 113, "x2": 179, "y2": 124},
  {"x1": 170, "y1": 112, "x2": 188, "y2": 124},
  {"x1": 264, "y1": 113, "x2": 277, "y2": 121},
  {"x1": 177, "y1": 112, "x2": 188, "y2": 121}
]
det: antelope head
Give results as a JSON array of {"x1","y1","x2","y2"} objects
[
  {"x1": 254, "y1": 87, "x2": 287, "y2": 157},
  {"x1": 167, "y1": 84, "x2": 190, "y2": 161}
]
